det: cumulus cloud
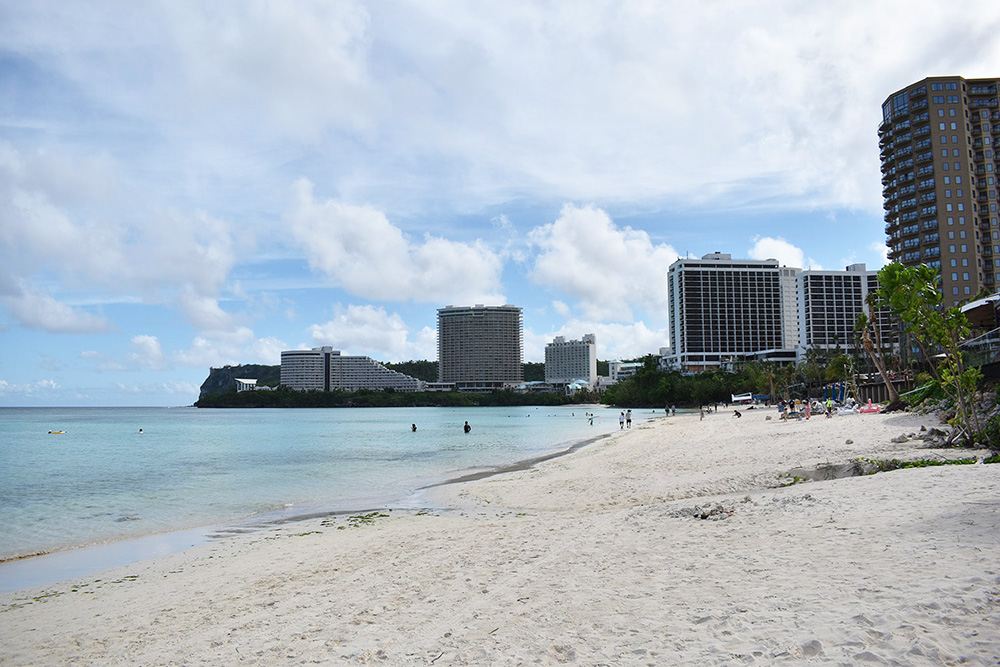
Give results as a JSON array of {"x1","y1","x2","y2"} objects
[
  {"x1": 307, "y1": 304, "x2": 436, "y2": 362},
  {"x1": 169, "y1": 325, "x2": 286, "y2": 369},
  {"x1": 748, "y1": 236, "x2": 807, "y2": 269},
  {"x1": 0, "y1": 141, "x2": 243, "y2": 336},
  {"x1": 1, "y1": 282, "x2": 109, "y2": 334},
  {"x1": 288, "y1": 179, "x2": 505, "y2": 305},
  {"x1": 125, "y1": 335, "x2": 165, "y2": 370},
  {"x1": 529, "y1": 204, "x2": 678, "y2": 322}
]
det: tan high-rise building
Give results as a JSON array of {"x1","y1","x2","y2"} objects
[
  {"x1": 437, "y1": 304, "x2": 523, "y2": 391},
  {"x1": 880, "y1": 76, "x2": 1000, "y2": 306}
]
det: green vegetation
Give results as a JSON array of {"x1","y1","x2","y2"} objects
[
  {"x1": 383, "y1": 360, "x2": 438, "y2": 382},
  {"x1": 195, "y1": 385, "x2": 600, "y2": 408},
  {"x1": 856, "y1": 456, "x2": 998, "y2": 473}
]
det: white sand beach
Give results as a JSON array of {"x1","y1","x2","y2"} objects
[{"x1": 2, "y1": 408, "x2": 999, "y2": 665}]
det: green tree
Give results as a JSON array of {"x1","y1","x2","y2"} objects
[{"x1": 874, "y1": 263, "x2": 983, "y2": 442}]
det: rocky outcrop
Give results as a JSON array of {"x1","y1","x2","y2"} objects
[{"x1": 198, "y1": 364, "x2": 280, "y2": 399}]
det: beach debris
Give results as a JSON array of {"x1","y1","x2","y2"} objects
[
  {"x1": 846, "y1": 439, "x2": 854, "y2": 444},
  {"x1": 673, "y1": 502, "x2": 734, "y2": 520}
]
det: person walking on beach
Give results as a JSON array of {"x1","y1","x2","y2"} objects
[
  {"x1": 619, "y1": 411, "x2": 625, "y2": 429},
  {"x1": 626, "y1": 409, "x2": 632, "y2": 428},
  {"x1": 778, "y1": 399, "x2": 787, "y2": 421},
  {"x1": 699, "y1": 405, "x2": 704, "y2": 421},
  {"x1": 463, "y1": 421, "x2": 471, "y2": 433},
  {"x1": 804, "y1": 400, "x2": 811, "y2": 420}
]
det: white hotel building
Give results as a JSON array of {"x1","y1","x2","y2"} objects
[
  {"x1": 280, "y1": 347, "x2": 424, "y2": 392},
  {"x1": 666, "y1": 253, "x2": 892, "y2": 371},
  {"x1": 544, "y1": 334, "x2": 597, "y2": 388}
]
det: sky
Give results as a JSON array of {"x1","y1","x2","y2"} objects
[{"x1": 2, "y1": 1, "x2": 1000, "y2": 407}]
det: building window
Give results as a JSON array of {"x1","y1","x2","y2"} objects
[{"x1": 965, "y1": 286, "x2": 972, "y2": 295}]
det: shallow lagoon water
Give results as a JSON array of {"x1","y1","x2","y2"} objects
[{"x1": 0, "y1": 405, "x2": 650, "y2": 591}]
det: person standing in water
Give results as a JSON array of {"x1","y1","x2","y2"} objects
[
  {"x1": 626, "y1": 409, "x2": 632, "y2": 428},
  {"x1": 463, "y1": 421, "x2": 471, "y2": 433}
]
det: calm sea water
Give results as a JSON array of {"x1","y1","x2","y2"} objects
[{"x1": 0, "y1": 405, "x2": 650, "y2": 568}]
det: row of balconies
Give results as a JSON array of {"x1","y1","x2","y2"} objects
[
  {"x1": 923, "y1": 219, "x2": 939, "y2": 230},
  {"x1": 918, "y1": 177, "x2": 935, "y2": 190},
  {"x1": 969, "y1": 85, "x2": 997, "y2": 96},
  {"x1": 924, "y1": 247, "x2": 941, "y2": 258},
  {"x1": 917, "y1": 164, "x2": 934, "y2": 177},
  {"x1": 919, "y1": 191, "x2": 936, "y2": 203},
  {"x1": 924, "y1": 233, "x2": 940, "y2": 245}
]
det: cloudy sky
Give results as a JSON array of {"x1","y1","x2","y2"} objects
[{"x1": 2, "y1": 1, "x2": 1000, "y2": 406}]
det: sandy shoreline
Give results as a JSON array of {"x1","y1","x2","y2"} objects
[{"x1": 2, "y1": 408, "x2": 999, "y2": 665}]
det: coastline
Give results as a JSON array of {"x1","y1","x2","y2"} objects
[
  {"x1": 3, "y1": 408, "x2": 999, "y2": 664},
  {"x1": 0, "y1": 418, "x2": 624, "y2": 593}
]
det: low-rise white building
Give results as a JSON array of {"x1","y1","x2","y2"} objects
[{"x1": 280, "y1": 347, "x2": 424, "y2": 392}]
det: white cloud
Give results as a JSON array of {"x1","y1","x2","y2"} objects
[
  {"x1": 1, "y1": 281, "x2": 110, "y2": 334},
  {"x1": 288, "y1": 179, "x2": 505, "y2": 305},
  {"x1": 748, "y1": 236, "x2": 805, "y2": 269},
  {"x1": 172, "y1": 327, "x2": 284, "y2": 369},
  {"x1": 0, "y1": 141, "x2": 244, "y2": 337},
  {"x1": 529, "y1": 204, "x2": 678, "y2": 322},
  {"x1": 307, "y1": 304, "x2": 436, "y2": 362},
  {"x1": 0, "y1": 378, "x2": 59, "y2": 394},
  {"x1": 125, "y1": 334, "x2": 165, "y2": 370}
]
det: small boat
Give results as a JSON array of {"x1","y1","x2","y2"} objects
[{"x1": 48, "y1": 430, "x2": 66, "y2": 434}]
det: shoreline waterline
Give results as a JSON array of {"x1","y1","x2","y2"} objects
[
  {"x1": 4, "y1": 409, "x2": 999, "y2": 664},
  {"x1": 0, "y1": 413, "x2": 638, "y2": 593}
]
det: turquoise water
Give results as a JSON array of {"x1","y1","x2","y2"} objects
[{"x1": 0, "y1": 405, "x2": 649, "y2": 564}]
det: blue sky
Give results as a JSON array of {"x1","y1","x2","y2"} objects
[{"x1": 2, "y1": 1, "x2": 1000, "y2": 406}]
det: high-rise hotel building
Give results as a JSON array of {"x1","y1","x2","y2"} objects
[
  {"x1": 437, "y1": 304, "x2": 523, "y2": 391},
  {"x1": 667, "y1": 254, "x2": 893, "y2": 371},
  {"x1": 544, "y1": 334, "x2": 598, "y2": 387},
  {"x1": 880, "y1": 76, "x2": 1000, "y2": 305},
  {"x1": 666, "y1": 253, "x2": 799, "y2": 371}
]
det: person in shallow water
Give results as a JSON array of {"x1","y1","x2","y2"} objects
[
  {"x1": 411, "y1": 424, "x2": 417, "y2": 432},
  {"x1": 463, "y1": 421, "x2": 471, "y2": 433}
]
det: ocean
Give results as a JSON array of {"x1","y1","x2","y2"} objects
[{"x1": 0, "y1": 405, "x2": 652, "y2": 591}]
